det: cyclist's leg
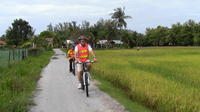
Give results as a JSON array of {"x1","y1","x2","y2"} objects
[
  {"x1": 76, "y1": 63, "x2": 83, "y2": 88},
  {"x1": 69, "y1": 59, "x2": 73, "y2": 72},
  {"x1": 72, "y1": 59, "x2": 76, "y2": 75},
  {"x1": 85, "y1": 63, "x2": 91, "y2": 85},
  {"x1": 77, "y1": 63, "x2": 83, "y2": 81}
]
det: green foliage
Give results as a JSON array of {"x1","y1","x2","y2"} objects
[
  {"x1": 20, "y1": 42, "x2": 32, "y2": 48},
  {"x1": 34, "y1": 36, "x2": 48, "y2": 48},
  {"x1": 5, "y1": 18, "x2": 34, "y2": 46},
  {"x1": 0, "y1": 34, "x2": 6, "y2": 41},
  {"x1": 38, "y1": 31, "x2": 55, "y2": 38},
  {"x1": 145, "y1": 26, "x2": 169, "y2": 46},
  {"x1": 2, "y1": 9, "x2": 200, "y2": 49},
  {"x1": 41, "y1": 9, "x2": 200, "y2": 48},
  {"x1": 96, "y1": 19, "x2": 118, "y2": 40},
  {"x1": 0, "y1": 50, "x2": 53, "y2": 112},
  {"x1": 93, "y1": 48, "x2": 200, "y2": 112},
  {"x1": 34, "y1": 31, "x2": 55, "y2": 48},
  {"x1": 145, "y1": 20, "x2": 200, "y2": 46},
  {"x1": 110, "y1": 7, "x2": 132, "y2": 29}
]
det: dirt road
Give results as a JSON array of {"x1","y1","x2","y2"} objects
[{"x1": 30, "y1": 49, "x2": 126, "y2": 112}]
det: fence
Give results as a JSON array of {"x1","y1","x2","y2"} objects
[{"x1": 0, "y1": 49, "x2": 28, "y2": 68}]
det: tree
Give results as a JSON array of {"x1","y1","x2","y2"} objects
[
  {"x1": 0, "y1": 34, "x2": 6, "y2": 41},
  {"x1": 47, "y1": 23, "x2": 54, "y2": 32},
  {"x1": 110, "y1": 7, "x2": 132, "y2": 30},
  {"x1": 93, "y1": 19, "x2": 118, "y2": 40},
  {"x1": 110, "y1": 7, "x2": 132, "y2": 41},
  {"x1": 34, "y1": 31, "x2": 55, "y2": 48},
  {"x1": 38, "y1": 31, "x2": 55, "y2": 38},
  {"x1": 145, "y1": 26, "x2": 169, "y2": 46},
  {"x1": 81, "y1": 21, "x2": 90, "y2": 30},
  {"x1": 6, "y1": 19, "x2": 34, "y2": 46}
]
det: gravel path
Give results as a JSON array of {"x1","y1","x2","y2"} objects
[{"x1": 30, "y1": 49, "x2": 126, "y2": 112}]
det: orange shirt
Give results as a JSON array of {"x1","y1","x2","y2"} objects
[{"x1": 67, "y1": 49, "x2": 75, "y2": 59}]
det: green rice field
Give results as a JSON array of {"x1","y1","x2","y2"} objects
[{"x1": 92, "y1": 47, "x2": 200, "y2": 112}]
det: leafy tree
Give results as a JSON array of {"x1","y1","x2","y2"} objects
[
  {"x1": 0, "y1": 35, "x2": 6, "y2": 41},
  {"x1": 34, "y1": 31, "x2": 55, "y2": 48},
  {"x1": 121, "y1": 30, "x2": 133, "y2": 48},
  {"x1": 6, "y1": 19, "x2": 34, "y2": 46},
  {"x1": 93, "y1": 19, "x2": 117, "y2": 40},
  {"x1": 145, "y1": 26, "x2": 170, "y2": 46},
  {"x1": 169, "y1": 23, "x2": 182, "y2": 46},
  {"x1": 38, "y1": 31, "x2": 55, "y2": 38}
]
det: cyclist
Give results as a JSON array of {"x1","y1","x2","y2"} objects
[
  {"x1": 74, "y1": 35, "x2": 97, "y2": 89},
  {"x1": 67, "y1": 45, "x2": 75, "y2": 72}
]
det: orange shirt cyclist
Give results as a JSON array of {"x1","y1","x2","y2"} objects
[
  {"x1": 75, "y1": 36, "x2": 97, "y2": 89},
  {"x1": 67, "y1": 45, "x2": 75, "y2": 72}
]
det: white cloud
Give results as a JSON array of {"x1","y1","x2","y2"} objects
[{"x1": 0, "y1": 2, "x2": 109, "y2": 17}]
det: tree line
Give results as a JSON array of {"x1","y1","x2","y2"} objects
[{"x1": 1, "y1": 7, "x2": 200, "y2": 48}]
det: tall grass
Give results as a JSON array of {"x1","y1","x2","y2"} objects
[
  {"x1": 92, "y1": 47, "x2": 200, "y2": 112},
  {"x1": 0, "y1": 50, "x2": 54, "y2": 112}
]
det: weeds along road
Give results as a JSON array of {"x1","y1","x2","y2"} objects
[{"x1": 30, "y1": 49, "x2": 126, "y2": 112}]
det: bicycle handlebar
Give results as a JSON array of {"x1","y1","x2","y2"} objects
[{"x1": 77, "y1": 61, "x2": 95, "y2": 64}]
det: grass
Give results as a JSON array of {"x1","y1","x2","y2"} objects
[
  {"x1": 92, "y1": 47, "x2": 200, "y2": 112},
  {"x1": 0, "y1": 49, "x2": 54, "y2": 112},
  {"x1": 92, "y1": 71, "x2": 153, "y2": 112}
]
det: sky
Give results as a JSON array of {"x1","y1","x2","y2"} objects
[{"x1": 0, "y1": 0, "x2": 200, "y2": 35}]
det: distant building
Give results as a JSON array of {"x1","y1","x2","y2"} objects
[
  {"x1": 45, "y1": 38, "x2": 54, "y2": 48},
  {"x1": 0, "y1": 40, "x2": 6, "y2": 47},
  {"x1": 0, "y1": 40, "x2": 6, "y2": 45},
  {"x1": 97, "y1": 40, "x2": 123, "y2": 45},
  {"x1": 45, "y1": 38, "x2": 53, "y2": 42},
  {"x1": 97, "y1": 40, "x2": 108, "y2": 44},
  {"x1": 111, "y1": 40, "x2": 123, "y2": 44},
  {"x1": 97, "y1": 40, "x2": 123, "y2": 48},
  {"x1": 65, "y1": 40, "x2": 75, "y2": 44}
]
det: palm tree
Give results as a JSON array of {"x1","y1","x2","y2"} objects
[
  {"x1": 110, "y1": 7, "x2": 132, "y2": 30},
  {"x1": 110, "y1": 7, "x2": 132, "y2": 40}
]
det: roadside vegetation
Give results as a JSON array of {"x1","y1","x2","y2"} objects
[
  {"x1": 0, "y1": 50, "x2": 54, "y2": 112},
  {"x1": 92, "y1": 47, "x2": 200, "y2": 112}
]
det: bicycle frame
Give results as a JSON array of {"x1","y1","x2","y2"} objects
[{"x1": 78, "y1": 61, "x2": 95, "y2": 97}]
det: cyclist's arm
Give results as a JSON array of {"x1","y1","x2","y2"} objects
[
  {"x1": 74, "y1": 46, "x2": 79, "y2": 61},
  {"x1": 88, "y1": 45, "x2": 96, "y2": 60},
  {"x1": 67, "y1": 50, "x2": 70, "y2": 58}
]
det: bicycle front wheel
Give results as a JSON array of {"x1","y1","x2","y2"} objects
[
  {"x1": 85, "y1": 73, "x2": 89, "y2": 97},
  {"x1": 81, "y1": 75, "x2": 85, "y2": 90}
]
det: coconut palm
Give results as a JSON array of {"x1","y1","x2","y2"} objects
[{"x1": 110, "y1": 7, "x2": 132, "y2": 30}]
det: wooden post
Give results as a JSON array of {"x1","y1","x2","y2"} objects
[{"x1": 8, "y1": 50, "x2": 10, "y2": 67}]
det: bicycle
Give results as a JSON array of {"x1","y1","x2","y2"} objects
[{"x1": 77, "y1": 60, "x2": 95, "y2": 97}]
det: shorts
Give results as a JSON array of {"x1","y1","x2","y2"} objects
[{"x1": 76, "y1": 60, "x2": 90, "y2": 72}]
